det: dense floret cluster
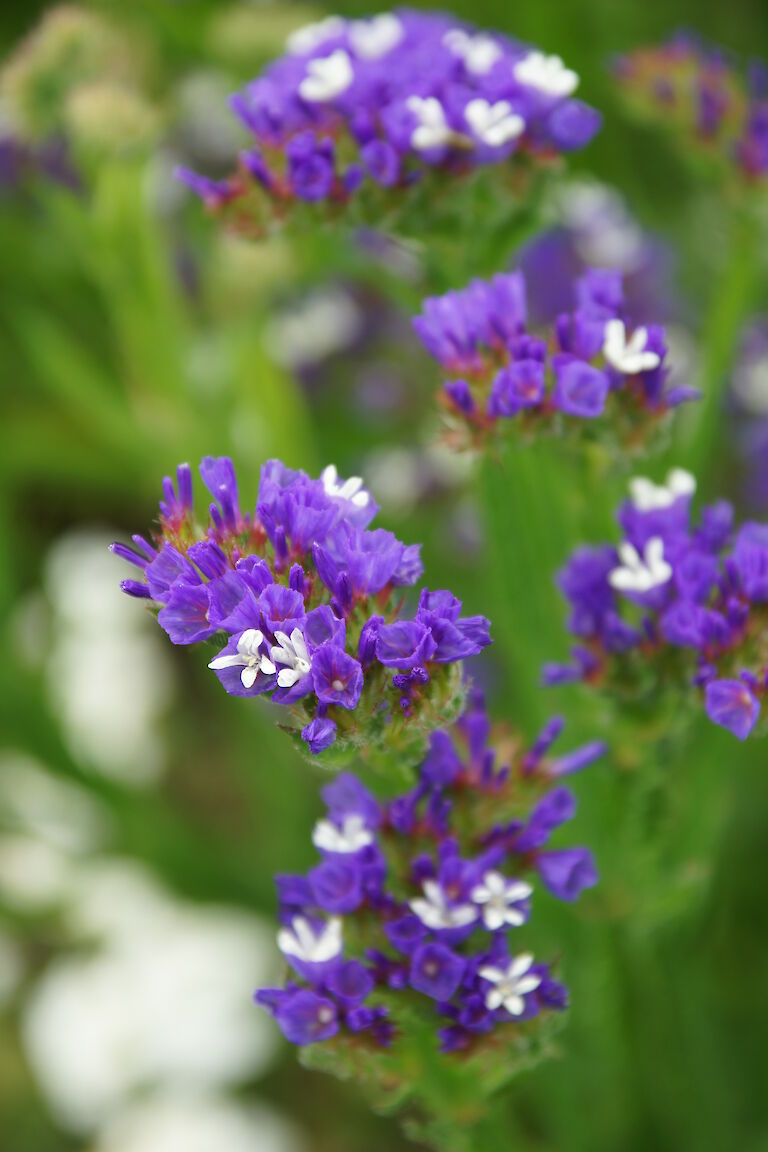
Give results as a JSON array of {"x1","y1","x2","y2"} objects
[
  {"x1": 112, "y1": 457, "x2": 490, "y2": 760},
  {"x1": 176, "y1": 9, "x2": 601, "y2": 228},
  {"x1": 615, "y1": 33, "x2": 768, "y2": 184},
  {"x1": 257, "y1": 692, "x2": 602, "y2": 1060},
  {"x1": 547, "y1": 468, "x2": 768, "y2": 739},
  {"x1": 413, "y1": 266, "x2": 697, "y2": 452}
]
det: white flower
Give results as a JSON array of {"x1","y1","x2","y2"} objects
[
  {"x1": 444, "y1": 29, "x2": 503, "y2": 75},
  {"x1": 464, "y1": 99, "x2": 525, "y2": 147},
  {"x1": 406, "y1": 96, "x2": 452, "y2": 152},
  {"x1": 608, "y1": 537, "x2": 672, "y2": 594},
  {"x1": 312, "y1": 814, "x2": 373, "y2": 854},
  {"x1": 479, "y1": 953, "x2": 542, "y2": 1015},
  {"x1": 513, "y1": 52, "x2": 579, "y2": 98},
  {"x1": 277, "y1": 916, "x2": 343, "y2": 964},
  {"x1": 628, "y1": 468, "x2": 696, "y2": 512},
  {"x1": 298, "y1": 50, "x2": 354, "y2": 103},
  {"x1": 349, "y1": 14, "x2": 403, "y2": 60},
  {"x1": 409, "y1": 879, "x2": 478, "y2": 931},
  {"x1": 602, "y1": 318, "x2": 661, "y2": 375},
  {"x1": 270, "y1": 628, "x2": 311, "y2": 688},
  {"x1": 287, "y1": 16, "x2": 347, "y2": 56},
  {"x1": 470, "y1": 871, "x2": 532, "y2": 931},
  {"x1": 208, "y1": 629, "x2": 276, "y2": 690},
  {"x1": 321, "y1": 464, "x2": 371, "y2": 509}
]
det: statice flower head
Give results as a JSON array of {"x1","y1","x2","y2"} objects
[
  {"x1": 256, "y1": 691, "x2": 601, "y2": 1094},
  {"x1": 413, "y1": 265, "x2": 697, "y2": 453},
  {"x1": 175, "y1": 10, "x2": 601, "y2": 232},
  {"x1": 112, "y1": 457, "x2": 491, "y2": 762},
  {"x1": 547, "y1": 467, "x2": 768, "y2": 740},
  {"x1": 614, "y1": 33, "x2": 768, "y2": 186}
]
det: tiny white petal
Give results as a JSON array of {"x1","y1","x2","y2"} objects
[
  {"x1": 241, "y1": 666, "x2": 258, "y2": 689},
  {"x1": 208, "y1": 653, "x2": 247, "y2": 671},
  {"x1": 299, "y1": 50, "x2": 354, "y2": 104},
  {"x1": 349, "y1": 14, "x2": 403, "y2": 60},
  {"x1": 287, "y1": 16, "x2": 347, "y2": 56},
  {"x1": 514, "y1": 52, "x2": 579, "y2": 98}
]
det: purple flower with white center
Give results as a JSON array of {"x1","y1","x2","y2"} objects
[
  {"x1": 549, "y1": 469, "x2": 768, "y2": 740},
  {"x1": 113, "y1": 455, "x2": 491, "y2": 763},
  {"x1": 471, "y1": 872, "x2": 532, "y2": 930},
  {"x1": 479, "y1": 953, "x2": 541, "y2": 1015},
  {"x1": 410, "y1": 879, "x2": 478, "y2": 932},
  {"x1": 208, "y1": 628, "x2": 276, "y2": 689},
  {"x1": 312, "y1": 813, "x2": 373, "y2": 855},
  {"x1": 176, "y1": 10, "x2": 600, "y2": 230},
  {"x1": 410, "y1": 942, "x2": 465, "y2": 1001},
  {"x1": 414, "y1": 265, "x2": 692, "y2": 453},
  {"x1": 278, "y1": 916, "x2": 343, "y2": 980},
  {"x1": 257, "y1": 694, "x2": 598, "y2": 1062}
]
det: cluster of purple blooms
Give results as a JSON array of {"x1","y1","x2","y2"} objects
[
  {"x1": 176, "y1": 9, "x2": 601, "y2": 219},
  {"x1": 546, "y1": 467, "x2": 768, "y2": 740},
  {"x1": 615, "y1": 33, "x2": 768, "y2": 182},
  {"x1": 111, "y1": 456, "x2": 490, "y2": 757},
  {"x1": 256, "y1": 691, "x2": 602, "y2": 1053},
  {"x1": 413, "y1": 266, "x2": 697, "y2": 449}
]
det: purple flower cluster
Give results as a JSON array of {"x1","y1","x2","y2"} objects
[
  {"x1": 176, "y1": 10, "x2": 600, "y2": 221},
  {"x1": 256, "y1": 691, "x2": 602, "y2": 1054},
  {"x1": 546, "y1": 468, "x2": 768, "y2": 739},
  {"x1": 413, "y1": 266, "x2": 697, "y2": 450},
  {"x1": 111, "y1": 457, "x2": 490, "y2": 758},
  {"x1": 615, "y1": 34, "x2": 768, "y2": 182}
]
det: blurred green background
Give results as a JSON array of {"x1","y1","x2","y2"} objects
[{"x1": 2, "y1": 2, "x2": 768, "y2": 1151}]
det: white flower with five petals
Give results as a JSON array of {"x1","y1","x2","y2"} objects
[
  {"x1": 470, "y1": 871, "x2": 532, "y2": 931},
  {"x1": 277, "y1": 916, "x2": 343, "y2": 964},
  {"x1": 608, "y1": 537, "x2": 672, "y2": 594},
  {"x1": 270, "y1": 628, "x2": 311, "y2": 688},
  {"x1": 298, "y1": 50, "x2": 354, "y2": 103},
  {"x1": 349, "y1": 14, "x2": 403, "y2": 59},
  {"x1": 513, "y1": 52, "x2": 579, "y2": 98},
  {"x1": 628, "y1": 468, "x2": 696, "y2": 512},
  {"x1": 409, "y1": 879, "x2": 478, "y2": 931},
  {"x1": 406, "y1": 96, "x2": 452, "y2": 152},
  {"x1": 444, "y1": 29, "x2": 503, "y2": 75},
  {"x1": 312, "y1": 814, "x2": 373, "y2": 854},
  {"x1": 479, "y1": 953, "x2": 542, "y2": 1015},
  {"x1": 208, "y1": 629, "x2": 276, "y2": 689},
  {"x1": 321, "y1": 464, "x2": 371, "y2": 509},
  {"x1": 464, "y1": 99, "x2": 525, "y2": 148},
  {"x1": 602, "y1": 318, "x2": 661, "y2": 375}
]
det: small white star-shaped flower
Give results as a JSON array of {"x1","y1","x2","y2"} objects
[
  {"x1": 608, "y1": 537, "x2": 672, "y2": 594},
  {"x1": 409, "y1": 879, "x2": 478, "y2": 931},
  {"x1": 270, "y1": 628, "x2": 312, "y2": 688},
  {"x1": 299, "y1": 50, "x2": 354, "y2": 103},
  {"x1": 287, "y1": 16, "x2": 347, "y2": 56},
  {"x1": 278, "y1": 916, "x2": 343, "y2": 963},
  {"x1": 628, "y1": 468, "x2": 696, "y2": 512},
  {"x1": 479, "y1": 953, "x2": 542, "y2": 1015},
  {"x1": 208, "y1": 628, "x2": 276, "y2": 689},
  {"x1": 602, "y1": 318, "x2": 661, "y2": 375},
  {"x1": 444, "y1": 29, "x2": 503, "y2": 75},
  {"x1": 349, "y1": 14, "x2": 403, "y2": 59},
  {"x1": 464, "y1": 99, "x2": 525, "y2": 148},
  {"x1": 312, "y1": 814, "x2": 373, "y2": 854},
  {"x1": 513, "y1": 52, "x2": 579, "y2": 98},
  {"x1": 406, "y1": 96, "x2": 452, "y2": 152},
  {"x1": 471, "y1": 871, "x2": 533, "y2": 931},
  {"x1": 321, "y1": 464, "x2": 371, "y2": 509}
]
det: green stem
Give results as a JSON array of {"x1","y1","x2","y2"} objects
[{"x1": 686, "y1": 206, "x2": 762, "y2": 479}]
